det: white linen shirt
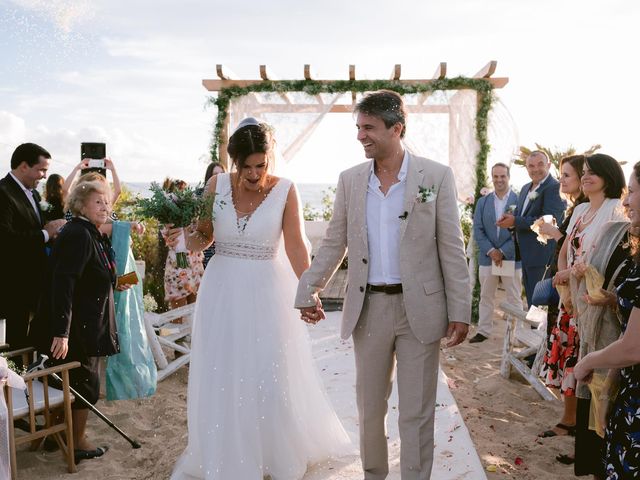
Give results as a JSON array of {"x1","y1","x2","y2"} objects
[{"x1": 366, "y1": 150, "x2": 408, "y2": 285}]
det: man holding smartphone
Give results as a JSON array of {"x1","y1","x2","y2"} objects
[{"x1": 0, "y1": 143, "x2": 66, "y2": 349}]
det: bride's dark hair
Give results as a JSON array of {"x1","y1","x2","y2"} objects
[{"x1": 227, "y1": 124, "x2": 273, "y2": 167}]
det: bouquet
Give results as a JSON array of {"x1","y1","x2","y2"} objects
[{"x1": 136, "y1": 182, "x2": 213, "y2": 268}]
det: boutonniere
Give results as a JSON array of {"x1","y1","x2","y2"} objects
[
  {"x1": 39, "y1": 200, "x2": 52, "y2": 212},
  {"x1": 505, "y1": 204, "x2": 517, "y2": 214},
  {"x1": 527, "y1": 191, "x2": 539, "y2": 202},
  {"x1": 417, "y1": 185, "x2": 437, "y2": 203}
]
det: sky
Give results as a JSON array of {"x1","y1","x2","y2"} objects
[{"x1": 1, "y1": 0, "x2": 639, "y2": 186}]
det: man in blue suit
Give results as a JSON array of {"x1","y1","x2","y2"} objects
[
  {"x1": 497, "y1": 151, "x2": 565, "y2": 307},
  {"x1": 470, "y1": 163, "x2": 523, "y2": 343}
]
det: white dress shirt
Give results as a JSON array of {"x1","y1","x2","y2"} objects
[
  {"x1": 521, "y1": 173, "x2": 550, "y2": 213},
  {"x1": 492, "y1": 191, "x2": 509, "y2": 237},
  {"x1": 9, "y1": 172, "x2": 48, "y2": 242},
  {"x1": 366, "y1": 150, "x2": 408, "y2": 285}
]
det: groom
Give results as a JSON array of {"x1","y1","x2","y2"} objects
[{"x1": 295, "y1": 90, "x2": 471, "y2": 479}]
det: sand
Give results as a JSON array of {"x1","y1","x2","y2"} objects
[{"x1": 16, "y1": 300, "x2": 577, "y2": 479}]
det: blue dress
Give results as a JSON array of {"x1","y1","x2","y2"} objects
[
  {"x1": 606, "y1": 261, "x2": 640, "y2": 478},
  {"x1": 105, "y1": 221, "x2": 157, "y2": 400}
]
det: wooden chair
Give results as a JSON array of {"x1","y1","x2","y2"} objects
[
  {"x1": 144, "y1": 303, "x2": 195, "y2": 381},
  {"x1": 2, "y1": 348, "x2": 80, "y2": 479},
  {"x1": 499, "y1": 302, "x2": 557, "y2": 401}
]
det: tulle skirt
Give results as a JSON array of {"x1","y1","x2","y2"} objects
[{"x1": 171, "y1": 253, "x2": 350, "y2": 480}]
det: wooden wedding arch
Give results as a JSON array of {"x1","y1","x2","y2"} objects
[
  {"x1": 201, "y1": 62, "x2": 509, "y2": 313},
  {"x1": 202, "y1": 61, "x2": 508, "y2": 184}
]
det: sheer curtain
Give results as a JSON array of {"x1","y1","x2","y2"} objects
[{"x1": 224, "y1": 89, "x2": 518, "y2": 200}]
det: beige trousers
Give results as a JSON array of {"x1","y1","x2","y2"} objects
[
  {"x1": 477, "y1": 265, "x2": 523, "y2": 338},
  {"x1": 352, "y1": 292, "x2": 440, "y2": 480}
]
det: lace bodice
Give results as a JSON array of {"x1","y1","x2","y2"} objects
[{"x1": 212, "y1": 173, "x2": 292, "y2": 260}]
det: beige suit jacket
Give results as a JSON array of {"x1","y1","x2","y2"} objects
[{"x1": 295, "y1": 152, "x2": 471, "y2": 344}]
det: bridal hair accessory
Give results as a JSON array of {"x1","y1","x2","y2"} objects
[{"x1": 233, "y1": 117, "x2": 263, "y2": 134}]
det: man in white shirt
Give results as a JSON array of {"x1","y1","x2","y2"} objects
[
  {"x1": 469, "y1": 163, "x2": 522, "y2": 343},
  {"x1": 0, "y1": 143, "x2": 66, "y2": 349},
  {"x1": 296, "y1": 91, "x2": 470, "y2": 479}
]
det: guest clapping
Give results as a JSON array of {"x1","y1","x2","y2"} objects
[{"x1": 49, "y1": 179, "x2": 130, "y2": 463}]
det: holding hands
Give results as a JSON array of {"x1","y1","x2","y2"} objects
[{"x1": 299, "y1": 296, "x2": 325, "y2": 325}]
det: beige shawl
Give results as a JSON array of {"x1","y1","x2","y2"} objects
[{"x1": 572, "y1": 221, "x2": 629, "y2": 399}]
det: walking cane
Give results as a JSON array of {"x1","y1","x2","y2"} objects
[{"x1": 27, "y1": 355, "x2": 141, "y2": 449}]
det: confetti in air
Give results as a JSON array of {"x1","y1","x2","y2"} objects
[{"x1": 2, "y1": 0, "x2": 96, "y2": 73}]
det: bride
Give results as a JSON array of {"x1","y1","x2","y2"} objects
[{"x1": 170, "y1": 118, "x2": 350, "y2": 480}]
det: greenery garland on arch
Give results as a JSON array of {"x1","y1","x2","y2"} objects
[{"x1": 207, "y1": 77, "x2": 495, "y2": 321}]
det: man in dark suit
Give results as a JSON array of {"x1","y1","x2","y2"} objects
[
  {"x1": 0, "y1": 143, "x2": 66, "y2": 349},
  {"x1": 497, "y1": 151, "x2": 565, "y2": 307}
]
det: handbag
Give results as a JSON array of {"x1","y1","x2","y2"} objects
[{"x1": 531, "y1": 265, "x2": 560, "y2": 307}]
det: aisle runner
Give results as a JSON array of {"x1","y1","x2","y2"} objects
[{"x1": 305, "y1": 312, "x2": 486, "y2": 480}]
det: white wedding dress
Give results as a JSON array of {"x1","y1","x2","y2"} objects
[{"x1": 171, "y1": 173, "x2": 350, "y2": 480}]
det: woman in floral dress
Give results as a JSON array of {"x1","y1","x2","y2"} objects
[{"x1": 161, "y1": 178, "x2": 204, "y2": 316}]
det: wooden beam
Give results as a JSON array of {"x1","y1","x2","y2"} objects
[
  {"x1": 202, "y1": 76, "x2": 509, "y2": 91},
  {"x1": 303, "y1": 64, "x2": 325, "y2": 104},
  {"x1": 216, "y1": 64, "x2": 237, "y2": 80},
  {"x1": 304, "y1": 64, "x2": 314, "y2": 80},
  {"x1": 219, "y1": 103, "x2": 450, "y2": 114},
  {"x1": 390, "y1": 64, "x2": 401, "y2": 80},
  {"x1": 349, "y1": 65, "x2": 356, "y2": 103},
  {"x1": 259, "y1": 64, "x2": 270, "y2": 80},
  {"x1": 258, "y1": 65, "x2": 293, "y2": 104},
  {"x1": 474, "y1": 60, "x2": 497, "y2": 79},
  {"x1": 433, "y1": 62, "x2": 447, "y2": 79}
]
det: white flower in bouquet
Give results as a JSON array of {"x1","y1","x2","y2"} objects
[{"x1": 143, "y1": 294, "x2": 158, "y2": 313}]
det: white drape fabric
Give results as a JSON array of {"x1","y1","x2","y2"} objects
[{"x1": 222, "y1": 89, "x2": 519, "y2": 201}]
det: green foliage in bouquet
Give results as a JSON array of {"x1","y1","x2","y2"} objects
[
  {"x1": 136, "y1": 183, "x2": 214, "y2": 269},
  {"x1": 136, "y1": 182, "x2": 213, "y2": 228}
]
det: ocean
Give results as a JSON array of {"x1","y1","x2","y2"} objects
[{"x1": 124, "y1": 182, "x2": 336, "y2": 212}]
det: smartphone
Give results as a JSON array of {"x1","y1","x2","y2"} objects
[{"x1": 81, "y1": 142, "x2": 107, "y2": 177}]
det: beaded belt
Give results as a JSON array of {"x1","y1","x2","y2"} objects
[{"x1": 215, "y1": 242, "x2": 277, "y2": 260}]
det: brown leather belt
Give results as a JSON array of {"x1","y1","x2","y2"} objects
[{"x1": 366, "y1": 283, "x2": 403, "y2": 294}]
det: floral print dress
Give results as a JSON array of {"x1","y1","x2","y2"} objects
[
  {"x1": 164, "y1": 248, "x2": 204, "y2": 302},
  {"x1": 541, "y1": 217, "x2": 589, "y2": 395},
  {"x1": 604, "y1": 260, "x2": 640, "y2": 479}
]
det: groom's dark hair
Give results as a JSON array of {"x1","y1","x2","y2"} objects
[
  {"x1": 11, "y1": 143, "x2": 51, "y2": 169},
  {"x1": 355, "y1": 90, "x2": 407, "y2": 138}
]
